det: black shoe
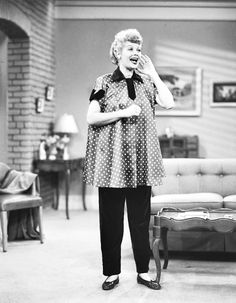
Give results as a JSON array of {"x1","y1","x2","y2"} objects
[
  {"x1": 102, "y1": 276, "x2": 119, "y2": 290},
  {"x1": 137, "y1": 275, "x2": 161, "y2": 290}
]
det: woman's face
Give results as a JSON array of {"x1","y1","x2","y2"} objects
[{"x1": 118, "y1": 41, "x2": 142, "y2": 71}]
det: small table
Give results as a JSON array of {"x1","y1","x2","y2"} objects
[
  {"x1": 34, "y1": 158, "x2": 86, "y2": 219},
  {"x1": 152, "y1": 207, "x2": 236, "y2": 288}
]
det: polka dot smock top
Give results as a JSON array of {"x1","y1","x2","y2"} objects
[{"x1": 83, "y1": 68, "x2": 165, "y2": 188}]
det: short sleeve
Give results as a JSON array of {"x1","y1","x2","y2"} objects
[
  {"x1": 143, "y1": 76, "x2": 158, "y2": 111},
  {"x1": 89, "y1": 75, "x2": 106, "y2": 102}
]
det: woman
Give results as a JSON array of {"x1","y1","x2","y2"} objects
[{"x1": 83, "y1": 29, "x2": 174, "y2": 290}]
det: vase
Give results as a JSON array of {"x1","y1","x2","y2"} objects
[{"x1": 48, "y1": 146, "x2": 57, "y2": 160}]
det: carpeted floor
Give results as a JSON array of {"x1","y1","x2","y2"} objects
[{"x1": 0, "y1": 208, "x2": 236, "y2": 303}]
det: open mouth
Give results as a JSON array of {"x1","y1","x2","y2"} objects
[{"x1": 130, "y1": 57, "x2": 139, "y2": 65}]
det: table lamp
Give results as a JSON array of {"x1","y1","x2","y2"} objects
[{"x1": 54, "y1": 113, "x2": 78, "y2": 160}]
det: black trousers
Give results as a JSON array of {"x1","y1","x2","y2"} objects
[{"x1": 98, "y1": 186, "x2": 151, "y2": 276}]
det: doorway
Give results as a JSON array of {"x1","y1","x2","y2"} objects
[{"x1": 0, "y1": 30, "x2": 7, "y2": 163}]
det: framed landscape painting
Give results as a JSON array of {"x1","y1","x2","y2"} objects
[
  {"x1": 211, "y1": 82, "x2": 236, "y2": 107},
  {"x1": 155, "y1": 67, "x2": 202, "y2": 116}
]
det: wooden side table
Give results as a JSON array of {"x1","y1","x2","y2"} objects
[{"x1": 34, "y1": 158, "x2": 86, "y2": 219}]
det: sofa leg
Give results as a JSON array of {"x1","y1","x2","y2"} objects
[
  {"x1": 38, "y1": 206, "x2": 44, "y2": 244},
  {"x1": 0, "y1": 211, "x2": 8, "y2": 252}
]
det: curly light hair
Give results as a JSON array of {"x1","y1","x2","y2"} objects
[{"x1": 110, "y1": 29, "x2": 143, "y2": 65}]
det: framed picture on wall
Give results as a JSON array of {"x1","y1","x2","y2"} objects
[
  {"x1": 35, "y1": 97, "x2": 45, "y2": 113},
  {"x1": 210, "y1": 82, "x2": 236, "y2": 107},
  {"x1": 155, "y1": 67, "x2": 202, "y2": 116},
  {"x1": 45, "y1": 85, "x2": 55, "y2": 101}
]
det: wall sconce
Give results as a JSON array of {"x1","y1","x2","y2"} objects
[{"x1": 54, "y1": 113, "x2": 78, "y2": 160}]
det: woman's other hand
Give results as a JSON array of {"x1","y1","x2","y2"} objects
[
  {"x1": 122, "y1": 104, "x2": 141, "y2": 118},
  {"x1": 87, "y1": 101, "x2": 141, "y2": 126}
]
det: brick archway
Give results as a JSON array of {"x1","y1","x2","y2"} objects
[
  {"x1": 0, "y1": 10, "x2": 31, "y2": 169},
  {"x1": 0, "y1": 0, "x2": 56, "y2": 208},
  {"x1": 0, "y1": 0, "x2": 30, "y2": 38},
  {"x1": 0, "y1": 0, "x2": 56, "y2": 180}
]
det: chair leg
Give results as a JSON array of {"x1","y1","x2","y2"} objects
[
  {"x1": 0, "y1": 211, "x2": 8, "y2": 252},
  {"x1": 38, "y1": 206, "x2": 44, "y2": 244}
]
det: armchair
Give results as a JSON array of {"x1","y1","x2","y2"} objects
[{"x1": 0, "y1": 163, "x2": 43, "y2": 252}]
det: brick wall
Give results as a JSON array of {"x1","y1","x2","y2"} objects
[
  {"x1": 8, "y1": 39, "x2": 32, "y2": 169},
  {"x1": 2, "y1": 0, "x2": 56, "y2": 205},
  {"x1": 7, "y1": 0, "x2": 56, "y2": 172}
]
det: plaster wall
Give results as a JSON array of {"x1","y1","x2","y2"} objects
[{"x1": 55, "y1": 20, "x2": 236, "y2": 160}]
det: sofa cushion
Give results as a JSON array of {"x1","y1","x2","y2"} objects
[
  {"x1": 0, "y1": 194, "x2": 42, "y2": 211},
  {"x1": 151, "y1": 192, "x2": 223, "y2": 214},
  {"x1": 223, "y1": 195, "x2": 236, "y2": 209}
]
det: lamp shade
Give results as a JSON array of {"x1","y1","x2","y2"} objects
[{"x1": 54, "y1": 113, "x2": 78, "y2": 134}]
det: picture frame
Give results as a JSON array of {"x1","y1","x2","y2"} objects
[
  {"x1": 45, "y1": 85, "x2": 54, "y2": 101},
  {"x1": 35, "y1": 97, "x2": 45, "y2": 113},
  {"x1": 210, "y1": 82, "x2": 236, "y2": 107},
  {"x1": 155, "y1": 67, "x2": 202, "y2": 116}
]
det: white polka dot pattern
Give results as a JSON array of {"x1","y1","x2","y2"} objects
[{"x1": 83, "y1": 72, "x2": 165, "y2": 188}]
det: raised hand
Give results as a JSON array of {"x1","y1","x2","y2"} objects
[
  {"x1": 137, "y1": 54, "x2": 157, "y2": 78},
  {"x1": 137, "y1": 54, "x2": 175, "y2": 110}
]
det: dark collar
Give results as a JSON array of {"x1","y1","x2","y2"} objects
[{"x1": 111, "y1": 67, "x2": 143, "y2": 83}]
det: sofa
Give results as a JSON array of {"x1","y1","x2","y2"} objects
[{"x1": 150, "y1": 158, "x2": 236, "y2": 252}]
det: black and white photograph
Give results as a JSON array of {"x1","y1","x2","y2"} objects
[
  {"x1": 211, "y1": 82, "x2": 236, "y2": 107},
  {"x1": 0, "y1": 1, "x2": 236, "y2": 303}
]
